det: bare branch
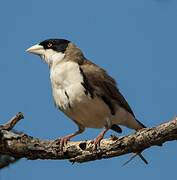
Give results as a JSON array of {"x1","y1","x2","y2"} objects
[
  {"x1": 0, "y1": 113, "x2": 176, "y2": 164},
  {"x1": 0, "y1": 112, "x2": 24, "y2": 131}
]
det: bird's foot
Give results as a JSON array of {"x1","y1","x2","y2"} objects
[
  {"x1": 54, "y1": 128, "x2": 85, "y2": 150},
  {"x1": 55, "y1": 136, "x2": 71, "y2": 150},
  {"x1": 90, "y1": 127, "x2": 109, "y2": 151},
  {"x1": 91, "y1": 134, "x2": 104, "y2": 151}
]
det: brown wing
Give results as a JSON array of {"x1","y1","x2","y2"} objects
[{"x1": 80, "y1": 60, "x2": 135, "y2": 118}]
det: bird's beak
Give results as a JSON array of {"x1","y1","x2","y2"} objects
[{"x1": 26, "y1": 44, "x2": 44, "y2": 55}]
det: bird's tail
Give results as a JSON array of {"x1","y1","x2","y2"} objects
[{"x1": 136, "y1": 118, "x2": 146, "y2": 129}]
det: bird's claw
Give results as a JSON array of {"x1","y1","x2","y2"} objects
[
  {"x1": 55, "y1": 136, "x2": 71, "y2": 150},
  {"x1": 90, "y1": 135, "x2": 103, "y2": 151}
]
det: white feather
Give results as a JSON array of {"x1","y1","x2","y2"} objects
[
  {"x1": 41, "y1": 49, "x2": 65, "y2": 68},
  {"x1": 50, "y1": 61, "x2": 86, "y2": 109}
]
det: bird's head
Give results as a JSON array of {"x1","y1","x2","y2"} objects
[{"x1": 26, "y1": 39, "x2": 70, "y2": 67}]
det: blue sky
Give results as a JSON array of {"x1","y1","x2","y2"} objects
[{"x1": 0, "y1": 0, "x2": 177, "y2": 179}]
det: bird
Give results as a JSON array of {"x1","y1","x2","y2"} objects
[{"x1": 26, "y1": 38, "x2": 147, "y2": 165}]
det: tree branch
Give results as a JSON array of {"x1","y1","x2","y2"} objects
[
  {"x1": 0, "y1": 112, "x2": 24, "y2": 131},
  {"x1": 0, "y1": 113, "x2": 176, "y2": 164}
]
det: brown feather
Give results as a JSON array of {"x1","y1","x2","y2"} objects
[
  {"x1": 80, "y1": 62, "x2": 135, "y2": 118},
  {"x1": 64, "y1": 42, "x2": 135, "y2": 118}
]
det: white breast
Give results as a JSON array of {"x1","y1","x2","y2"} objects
[
  {"x1": 49, "y1": 60, "x2": 109, "y2": 128},
  {"x1": 50, "y1": 61, "x2": 86, "y2": 110}
]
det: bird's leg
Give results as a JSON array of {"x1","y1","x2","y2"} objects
[
  {"x1": 55, "y1": 125, "x2": 85, "y2": 150},
  {"x1": 91, "y1": 126, "x2": 109, "y2": 150},
  {"x1": 91, "y1": 117, "x2": 111, "y2": 150}
]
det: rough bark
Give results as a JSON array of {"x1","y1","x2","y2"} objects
[{"x1": 0, "y1": 112, "x2": 177, "y2": 164}]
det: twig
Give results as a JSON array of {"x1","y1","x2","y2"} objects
[{"x1": 0, "y1": 112, "x2": 24, "y2": 131}]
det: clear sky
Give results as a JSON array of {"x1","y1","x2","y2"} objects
[{"x1": 0, "y1": 0, "x2": 177, "y2": 179}]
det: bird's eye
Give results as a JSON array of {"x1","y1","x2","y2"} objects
[{"x1": 47, "y1": 43, "x2": 52, "y2": 48}]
